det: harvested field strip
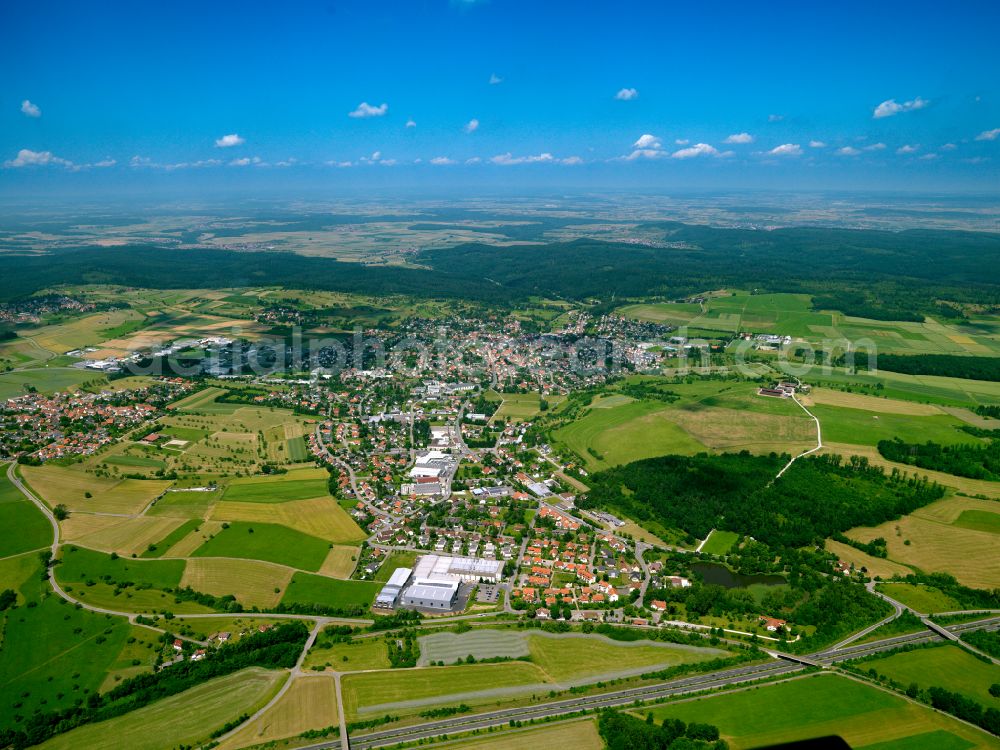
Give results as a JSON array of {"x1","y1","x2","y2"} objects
[{"x1": 180, "y1": 557, "x2": 294, "y2": 608}]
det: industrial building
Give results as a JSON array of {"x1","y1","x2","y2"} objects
[
  {"x1": 374, "y1": 567, "x2": 412, "y2": 608},
  {"x1": 400, "y1": 577, "x2": 460, "y2": 610},
  {"x1": 411, "y1": 554, "x2": 504, "y2": 583}
]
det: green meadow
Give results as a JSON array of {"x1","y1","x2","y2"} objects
[
  {"x1": 191, "y1": 522, "x2": 330, "y2": 571},
  {"x1": 0, "y1": 472, "x2": 52, "y2": 557},
  {"x1": 220, "y1": 477, "x2": 329, "y2": 503},
  {"x1": 280, "y1": 572, "x2": 379, "y2": 609}
]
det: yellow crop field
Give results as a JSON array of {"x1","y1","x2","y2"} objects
[
  {"x1": 317, "y1": 545, "x2": 360, "y2": 578},
  {"x1": 20, "y1": 465, "x2": 171, "y2": 514},
  {"x1": 164, "y1": 520, "x2": 226, "y2": 557},
  {"x1": 180, "y1": 558, "x2": 293, "y2": 608},
  {"x1": 63, "y1": 516, "x2": 186, "y2": 556},
  {"x1": 215, "y1": 675, "x2": 338, "y2": 750},
  {"x1": 802, "y1": 388, "x2": 944, "y2": 416},
  {"x1": 847, "y1": 495, "x2": 1000, "y2": 588},
  {"x1": 824, "y1": 539, "x2": 913, "y2": 579},
  {"x1": 210, "y1": 497, "x2": 365, "y2": 544},
  {"x1": 446, "y1": 719, "x2": 604, "y2": 750}
]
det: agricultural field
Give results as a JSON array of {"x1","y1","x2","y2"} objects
[
  {"x1": 415, "y1": 629, "x2": 727, "y2": 684},
  {"x1": 180, "y1": 557, "x2": 294, "y2": 608},
  {"x1": 825, "y1": 539, "x2": 914, "y2": 579},
  {"x1": 807, "y1": 366, "x2": 1000, "y2": 409},
  {"x1": 305, "y1": 635, "x2": 390, "y2": 671},
  {"x1": 0, "y1": 595, "x2": 141, "y2": 726},
  {"x1": 443, "y1": 718, "x2": 604, "y2": 750},
  {"x1": 846, "y1": 495, "x2": 1000, "y2": 589},
  {"x1": 856, "y1": 644, "x2": 1000, "y2": 707},
  {"x1": 619, "y1": 291, "x2": 1000, "y2": 358},
  {"x1": 280, "y1": 572, "x2": 380, "y2": 609},
  {"x1": 340, "y1": 661, "x2": 552, "y2": 720},
  {"x1": 215, "y1": 675, "x2": 338, "y2": 750},
  {"x1": 0, "y1": 367, "x2": 106, "y2": 399},
  {"x1": 61, "y1": 514, "x2": 188, "y2": 557},
  {"x1": 317, "y1": 545, "x2": 361, "y2": 578},
  {"x1": 36, "y1": 668, "x2": 286, "y2": 750},
  {"x1": 19, "y1": 464, "x2": 171, "y2": 515},
  {"x1": 0, "y1": 471, "x2": 52, "y2": 557},
  {"x1": 374, "y1": 550, "x2": 420, "y2": 580},
  {"x1": 553, "y1": 380, "x2": 816, "y2": 472},
  {"x1": 209, "y1": 497, "x2": 365, "y2": 544},
  {"x1": 645, "y1": 673, "x2": 998, "y2": 750},
  {"x1": 488, "y1": 391, "x2": 565, "y2": 423},
  {"x1": 877, "y1": 583, "x2": 963, "y2": 613},
  {"x1": 190, "y1": 522, "x2": 331, "y2": 571},
  {"x1": 809, "y1": 402, "x2": 978, "y2": 447},
  {"x1": 220, "y1": 473, "x2": 329, "y2": 503}
]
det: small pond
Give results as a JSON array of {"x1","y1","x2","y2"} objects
[{"x1": 691, "y1": 561, "x2": 786, "y2": 589}]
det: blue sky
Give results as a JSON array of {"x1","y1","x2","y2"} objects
[{"x1": 2, "y1": 0, "x2": 999, "y2": 194}]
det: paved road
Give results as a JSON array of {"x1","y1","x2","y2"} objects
[{"x1": 300, "y1": 614, "x2": 1000, "y2": 750}]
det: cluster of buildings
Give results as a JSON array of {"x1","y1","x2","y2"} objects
[{"x1": 375, "y1": 554, "x2": 504, "y2": 612}]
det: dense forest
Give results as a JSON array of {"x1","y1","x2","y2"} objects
[
  {"x1": 3, "y1": 224, "x2": 1000, "y2": 321},
  {"x1": 864, "y1": 354, "x2": 1000, "y2": 382},
  {"x1": 878, "y1": 437, "x2": 1000, "y2": 480},
  {"x1": 578, "y1": 452, "x2": 945, "y2": 547}
]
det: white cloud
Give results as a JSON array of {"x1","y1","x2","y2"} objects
[
  {"x1": 625, "y1": 149, "x2": 667, "y2": 161},
  {"x1": 465, "y1": 156, "x2": 481, "y2": 164},
  {"x1": 768, "y1": 143, "x2": 801, "y2": 156},
  {"x1": 975, "y1": 128, "x2": 1000, "y2": 141},
  {"x1": 675, "y1": 138, "x2": 689, "y2": 145},
  {"x1": 465, "y1": 118, "x2": 480, "y2": 133},
  {"x1": 809, "y1": 140, "x2": 826, "y2": 148},
  {"x1": 633, "y1": 134, "x2": 661, "y2": 150},
  {"x1": 864, "y1": 142, "x2": 886, "y2": 151},
  {"x1": 405, "y1": 119, "x2": 416, "y2": 128},
  {"x1": 919, "y1": 153, "x2": 939, "y2": 160},
  {"x1": 489, "y1": 73, "x2": 503, "y2": 85},
  {"x1": 561, "y1": 156, "x2": 583, "y2": 165},
  {"x1": 4, "y1": 148, "x2": 73, "y2": 168},
  {"x1": 671, "y1": 143, "x2": 721, "y2": 159},
  {"x1": 873, "y1": 96, "x2": 929, "y2": 119},
  {"x1": 491, "y1": 152, "x2": 555, "y2": 165},
  {"x1": 348, "y1": 102, "x2": 388, "y2": 118},
  {"x1": 430, "y1": 156, "x2": 455, "y2": 165},
  {"x1": 768, "y1": 114, "x2": 784, "y2": 122},
  {"x1": 92, "y1": 158, "x2": 116, "y2": 167},
  {"x1": 215, "y1": 133, "x2": 245, "y2": 148},
  {"x1": 615, "y1": 88, "x2": 638, "y2": 101},
  {"x1": 896, "y1": 144, "x2": 919, "y2": 154},
  {"x1": 229, "y1": 156, "x2": 262, "y2": 166},
  {"x1": 380, "y1": 158, "x2": 397, "y2": 166},
  {"x1": 20, "y1": 100, "x2": 41, "y2": 118},
  {"x1": 941, "y1": 142, "x2": 958, "y2": 151},
  {"x1": 724, "y1": 132, "x2": 754, "y2": 144},
  {"x1": 837, "y1": 146, "x2": 861, "y2": 156}
]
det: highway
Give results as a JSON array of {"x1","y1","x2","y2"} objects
[{"x1": 300, "y1": 614, "x2": 1000, "y2": 750}]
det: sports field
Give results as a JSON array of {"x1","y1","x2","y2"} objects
[
  {"x1": 190, "y1": 521, "x2": 331, "y2": 571},
  {"x1": 847, "y1": 495, "x2": 1000, "y2": 589},
  {"x1": 0, "y1": 472, "x2": 52, "y2": 557},
  {"x1": 856, "y1": 644, "x2": 1000, "y2": 706},
  {"x1": 645, "y1": 673, "x2": 997, "y2": 750},
  {"x1": 215, "y1": 675, "x2": 338, "y2": 750},
  {"x1": 36, "y1": 668, "x2": 286, "y2": 750}
]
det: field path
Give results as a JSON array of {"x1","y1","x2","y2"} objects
[{"x1": 774, "y1": 389, "x2": 823, "y2": 481}]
